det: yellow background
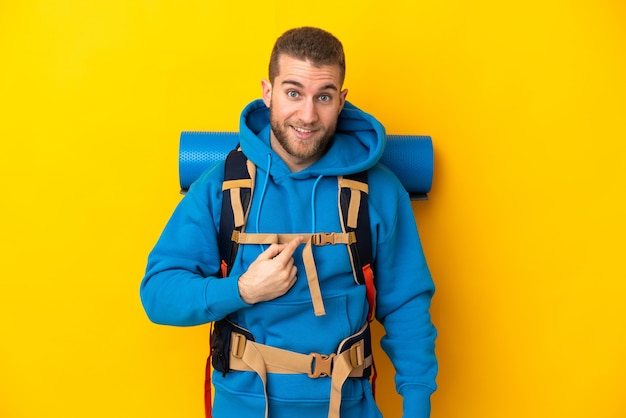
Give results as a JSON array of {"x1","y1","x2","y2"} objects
[{"x1": 1, "y1": 1, "x2": 625, "y2": 417}]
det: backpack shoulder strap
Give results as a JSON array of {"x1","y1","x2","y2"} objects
[
  {"x1": 218, "y1": 146, "x2": 255, "y2": 277},
  {"x1": 218, "y1": 154, "x2": 376, "y2": 320},
  {"x1": 339, "y1": 172, "x2": 376, "y2": 321}
]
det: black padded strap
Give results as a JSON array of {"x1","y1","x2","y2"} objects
[
  {"x1": 340, "y1": 171, "x2": 372, "y2": 285},
  {"x1": 219, "y1": 147, "x2": 253, "y2": 276}
]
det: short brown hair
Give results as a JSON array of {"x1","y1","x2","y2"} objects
[{"x1": 268, "y1": 27, "x2": 346, "y2": 85}]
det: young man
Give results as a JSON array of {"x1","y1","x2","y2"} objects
[{"x1": 141, "y1": 27, "x2": 437, "y2": 418}]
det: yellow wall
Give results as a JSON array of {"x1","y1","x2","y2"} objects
[{"x1": 1, "y1": 1, "x2": 625, "y2": 417}]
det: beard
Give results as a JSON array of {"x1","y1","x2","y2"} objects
[{"x1": 270, "y1": 109, "x2": 337, "y2": 162}]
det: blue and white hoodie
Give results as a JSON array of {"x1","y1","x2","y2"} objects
[{"x1": 140, "y1": 99, "x2": 437, "y2": 418}]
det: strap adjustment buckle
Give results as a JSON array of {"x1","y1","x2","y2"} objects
[
  {"x1": 348, "y1": 341, "x2": 364, "y2": 368},
  {"x1": 231, "y1": 332, "x2": 247, "y2": 359}
]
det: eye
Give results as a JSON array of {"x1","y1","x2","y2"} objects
[
  {"x1": 319, "y1": 94, "x2": 331, "y2": 102},
  {"x1": 287, "y1": 90, "x2": 299, "y2": 98}
]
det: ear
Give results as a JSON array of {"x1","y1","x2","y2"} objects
[
  {"x1": 261, "y1": 79, "x2": 272, "y2": 108},
  {"x1": 338, "y1": 88, "x2": 348, "y2": 112}
]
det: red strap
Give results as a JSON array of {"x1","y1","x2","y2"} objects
[
  {"x1": 362, "y1": 263, "x2": 378, "y2": 399},
  {"x1": 212, "y1": 263, "x2": 226, "y2": 416},
  {"x1": 220, "y1": 260, "x2": 228, "y2": 278},
  {"x1": 205, "y1": 323, "x2": 214, "y2": 417},
  {"x1": 205, "y1": 357, "x2": 212, "y2": 417},
  {"x1": 362, "y1": 264, "x2": 376, "y2": 322}
]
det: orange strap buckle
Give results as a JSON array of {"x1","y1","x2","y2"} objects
[{"x1": 308, "y1": 353, "x2": 336, "y2": 378}]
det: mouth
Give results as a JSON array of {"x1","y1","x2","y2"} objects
[{"x1": 291, "y1": 125, "x2": 317, "y2": 139}]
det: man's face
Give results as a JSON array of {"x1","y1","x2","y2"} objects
[{"x1": 262, "y1": 55, "x2": 348, "y2": 172}]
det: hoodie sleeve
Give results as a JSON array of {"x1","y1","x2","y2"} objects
[
  {"x1": 139, "y1": 165, "x2": 251, "y2": 326},
  {"x1": 370, "y1": 170, "x2": 438, "y2": 418}
]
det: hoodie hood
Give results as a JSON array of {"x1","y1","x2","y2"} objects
[{"x1": 238, "y1": 99, "x2": 386, "y2": 178}]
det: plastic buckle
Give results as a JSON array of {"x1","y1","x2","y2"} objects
[
  {"x1": 308, "y1": 353, "x2": 336, "y2": 378},
  {"x1": 314, "y1": 233, "x2": 336, "y2": 246},
  {"x1": 231, "y1": 332, "x2": 247, "y2": 359},
  {"x1": 348, "y1": 341, "x2": 364, "y2": 368}
]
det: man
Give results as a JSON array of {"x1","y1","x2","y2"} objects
[{"x1": 141, "y1": 26, "x2": 437, "y2": 418}]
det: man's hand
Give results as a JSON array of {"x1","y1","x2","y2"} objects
[{"x1": 237, "y1": 236, "x2": 303, "y2": 304}]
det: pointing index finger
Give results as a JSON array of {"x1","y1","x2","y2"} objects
[{"x1": 274, "y1": 236, "x2": 303, "y2": 261}]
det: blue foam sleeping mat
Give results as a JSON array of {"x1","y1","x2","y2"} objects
[{"x1": 179, "y1": 132, "x2": 433, "y2": 200}]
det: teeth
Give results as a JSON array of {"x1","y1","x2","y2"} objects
[{"x1": 293, "y1": 126, "x2": 313, "y2": 133}]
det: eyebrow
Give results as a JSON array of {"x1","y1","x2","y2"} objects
[{"x1": 281, "y1": 79, "x2": 338, "y2": 92}]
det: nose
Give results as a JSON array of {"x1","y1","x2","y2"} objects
[{"x1": 298, "y1": 99, "x2": 319, "y2": 125}]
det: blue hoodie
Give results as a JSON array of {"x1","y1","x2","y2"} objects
[{"x1": 141, "y1": 99, "x2": 437, "y2": 417}]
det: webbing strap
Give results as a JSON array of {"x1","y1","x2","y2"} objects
[
  {"x1": 231, "y1": 231, "x2": 356, "y2": 317},
  {"x1": 222, "y1": 178, "x2": 253, "y2": 190},
  {"x1": 329, "y1": 353, "x2": 353, "y2": 418},
  {"x1": 231, "y1": 231, "x2": 355, "y2": 246},
  {"x1": 347, "y1": 188, "x2": 360, "y2": 229},
  {"x1": 240, "y1": 341, "x2": 270, "y2": 418},
  {"x1": 302, "y1": 238, "x2": 325, "y2": 316},
  {"x1": 229, "y1": 188, "x2": 245, "y2": 228},
  {"x1": 338, "y1": 177, "x2": 367, "y2": 229},
  {"x1": 338, "y1": 178, "x2": 369, "y2": 194},
  {"x1": 227, "y1": 328, "x2": 372, "y2": 418},
  {"x1": 229, "y1": 334, "x2": 372, "y2": 376}
]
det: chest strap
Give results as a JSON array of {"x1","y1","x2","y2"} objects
[
  {"x1": 230, "y1": 231, "x2": 356, "y2": 317},
  {"x1": 226, "y1": 323, "x2": 372, "y2": 418}
]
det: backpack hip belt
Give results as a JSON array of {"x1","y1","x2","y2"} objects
[{"x1": 212, "y1": 319, "x2": 373, "y2": 418}]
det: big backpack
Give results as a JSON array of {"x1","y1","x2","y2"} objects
[{"x1": 205, "y1": 146, "x2": 378, "y2": 417}]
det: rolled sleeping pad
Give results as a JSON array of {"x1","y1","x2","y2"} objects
[{"x1": 179, "y1": 131, "x2": 433, "y2": 200}]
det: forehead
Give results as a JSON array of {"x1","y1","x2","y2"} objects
[{"x1": 275, "y1": 55, "x2": 342, "y2": 90}]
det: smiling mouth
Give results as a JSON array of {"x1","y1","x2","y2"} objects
[
  {"x1": 292, "y1": 126, "x2": 315, "y2": 134},
  {"x1": 291, "y1": 125, "x2": 319, "y2": 139}
]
